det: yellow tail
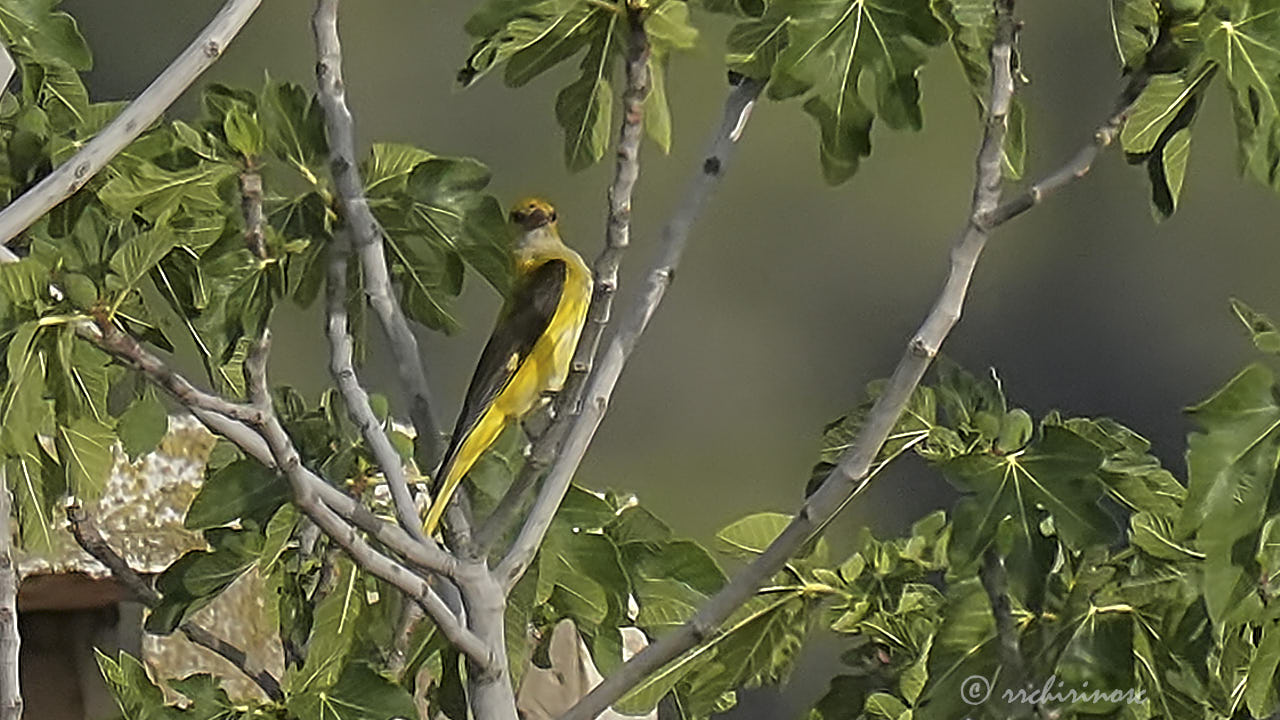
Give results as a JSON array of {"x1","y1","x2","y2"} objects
[{"x1": 423, "y1": 406, "x2": 506, "y2": 534}]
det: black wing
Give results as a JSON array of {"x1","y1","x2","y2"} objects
[{"x1": 436, "y1": 259, "x2": 567, "y2": 477}]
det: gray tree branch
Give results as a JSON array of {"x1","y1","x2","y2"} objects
[
  {"x1": 326, "y1": 229, "x2": 436, "y2": 547},
  {"x1": 66, "y1": 504, "x2": 285, "y2": 702},
  {"x1": 311, "y1": 0, "x2": 445, "y2": 470},
  {"x1": 556, "y1": 2, "x2": 1019, "y2": 715},
  {"x1": 475, "y1": 6, "x2": 652, "y2": 561},
  {"x1": 240, "y1": 332, "x2": 494, "y2": 671},
  {"x1": 80, "y1": 317, "x2": 460, "y2": 579},
  {"x1": 0, "y1": 0, "x2": 262, "y2": 252},
  {"x1": 496, "y1": 75, "x2": 764, "y2": 589},
  {"x1": 0, "y1": 470, "x2": 19, "y2": 720}
]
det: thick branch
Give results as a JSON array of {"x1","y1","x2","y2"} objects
[
  {"x1": 311, "y1": 0, "x2": 445, "y2": 468},
  {"x1": 557, "y1": 5, "x2": 1018, "y2": 716},
  {"x1": 978, "y1": 548, "x2": 1045, "y2": 720},
  {"x1": 496, "y1": 76, "x2": 765, "y2": 588},
  {"x1": 0, "y1": 0, "x2": 262, "y2": 249},
  {"x1": 241, "y1": 332, "x2": 494, "y2": 671},
  {"x1": 0, "y1": 470, "x2": 19, "y2": 720},
  {"x1": 326, "y1": 229, "x2": 436, "y2": 548},
  {"x1": 66, "y1": 505, "x2": 284, "y2": 702}
]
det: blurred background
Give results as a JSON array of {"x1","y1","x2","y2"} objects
[{"x1": 55, "y1": 0, "x2": 1280, "y2": 715}]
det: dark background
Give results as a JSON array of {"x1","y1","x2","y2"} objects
[{"x1": 59, "y1": 1, "x2": 1280, "y2": 715}]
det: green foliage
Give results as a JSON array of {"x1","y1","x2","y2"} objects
[{"x1": 458, "y1": 0, "x2": 698, "y2": 169}]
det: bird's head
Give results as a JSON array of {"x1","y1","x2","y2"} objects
[{"x1": 510, "y1": 197, "x2": 558, "y2": 232}]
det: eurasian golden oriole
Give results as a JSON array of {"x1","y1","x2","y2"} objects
[{"x1": 423, "y1": 198, "x2": 592, "y2": 534}]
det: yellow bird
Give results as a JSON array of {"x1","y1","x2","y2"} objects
[{"x1": 423, "y1": 198, "x2": 592, "y2": 535}]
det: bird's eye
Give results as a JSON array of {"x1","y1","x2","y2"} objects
[{"x1": 549, "y1": 210, "x2": 557, "y2": 222}]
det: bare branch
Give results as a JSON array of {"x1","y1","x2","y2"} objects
[
  {"x1": 475, "y1": 8, "x2": 654, "y2": 560},
  {"x1": 91, "y1": 323, "x2": 261, "y2": 425},
  {"x1": 978, "y1": 549, "x2": 1047, "y2": 720},
  {"x1": 82, "y1": 319, "x2": 459, "y2": 577},
  {"x1": 311, "y1": 0, "x2": 445, "y2": 468},
  {"x1": 0, "y1": 0, "x2": 262, "y2": 249},
  {"x1": 560, "y1": 6, "x2": 651, "y2": 418},
  {"x1": 982, "y1": 71, "x2": 1150, "y2": 229},
  {"x1": 239, "y1": 168, "x2": 268, "y2": 260},
  {"x1": 66, "y1": 504, "x2": 285, "y2": 702},
  {"x1": 496, "y1": 76, "x2": 765, "y2": 588},
  {"x1": 0, "y1": 470, "x2": 19, "y2": 720},
  {"x1": 241, "y1": 331, "x2": 494, "y2": 671},
  {"x1": 326, "y1": 229, "x2": 437, "y2": 548},
  {"x1": 557, "y1": 3, "x2": 1019, "y2": 715}
]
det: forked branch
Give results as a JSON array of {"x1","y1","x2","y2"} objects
[{"x1": 557, "y1": 1, "x2": 1019, "y2": 715}]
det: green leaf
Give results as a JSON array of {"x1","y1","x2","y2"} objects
[
  {"x1": 117, "y1": 390, "x2": 167, "y2": 461},
  {"x1": 1179, "y1": 363, "x2": 1280, "y2": 628},
  {"x1": 864, "y1": 692, "x2": 908, "y2": 719},
  {"x1": 1131, "y1": 511, "x2": 1202, "y2": 561},
  {"x1": 1201, "y1": 2, "x2": 1280, "y2": 192},
  {"x1": 223, "y1": 104, "x2": 264, "y2": 157},
  {"x1": 765, "y1": 0, "x2": 945, "y2": 183},
  {"x1": 0, "y1": 257, "x2": 50, "y2": 305},
  {"x1": 935, "y1": 0, "x2": 1027, "y2": 177},
  {"x1": 1059, "y1": 416, "x2": 1185, "y2": 519},
  {"x1": 717, "y1": 512, "x2": 793, "y2": 557},
  {"x1": 948, "y1": 425, "x2": 1111, "y2": 553},
  {"x1": 108, "y1": 226, "x2": 176, "y2": 291},
  {"x1": 291, "y1": 557, "x2": 362, "y2": 694},
  {"x1": 726, "y1": 11, "x2": 790, "y2": 79},
  {"x1": 146, "y1": 528, "x2": 263, "y2": 634},
  {"x1": 459, "y1": 0, "x2": 592, "y2": 88},
  {"x1": 185, "y1": 459, "x2": 289, "y2": 531},
  {"x1": 1109, "y1": 0, "x2": 1160, "y2": 70},
  {"x1": 287, "y1": 660, "x2": 416, "y2": 720},
  {"x1": 555, "y1": 12, "x2": 620, "y2": 171},
  {"x1": 918, "y1": 577, "x2": 998, "y2": 717},
  {"x1": 99, "y1": 159, "x2": 238, "y2": 224},
  {"x1": 260, "y1": 80, "x2": 327, "y2": 173},
  {"x1": 55, "y1": 416, "x2": 115, "y2": 498},
  {"x1": 0, "y1": 2, "x2": 91, "y2": 70},
  {"x1": 1120, "y1": 67, "x2": 1213, "y2": 218},
  {"x1": 95, "y1": 650, "x2": 172, "y2": 720},
  {"x1": 1231, "y1": 297, "x2": 1280, "y2": 354},
  {"x1": 7, "y1": 454, "x2": 56, "y2": 553},
  {"x1": 645, "y1": 53, "x2": 673, "y2": 152},
  {"x1": 1247, "y1": 619, "x2": 1280, "y2": 718}
]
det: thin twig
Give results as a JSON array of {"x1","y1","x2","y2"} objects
[
  {"x1": 474, "y1": 6, "x2": 654, "y2": 557},
  {"x1": 387, "y1": 601, "x2": 425, "y2": 680},
  {"x1": 311, "y1": 0, "x2": 445, "y2": 469},
  {"x1": 0, "y1": 470, "x2": 19, "y2": 720},
  {"x1": 0, "y1": 0, "x2": 262, "y2": 249},
  {"x1": 326, "y1": 228, "x2": 436, "y2": 547},
  {"x1": 982, "y1": 71, "x2": 1150, "y2": 229},
  {"x1": 495, "y1": 75, "x2": 764, "y2": 588},
  {"x1": 66, "y1": 504, "x2": 285, "y2": 702},
  {"x1": 241, "y1": 331, "x2": 494, "y2": 671},
  {"x1": 91, "y1": 323, "x2": 260, "y2": 425},
  {"x1": 556, "y1": 3, "x2": 1019, "y2": 714},
  {"x1": 979, "y1": 549, "x2": 1028, "y2": 717},
  {"x1": 562, "y1": 5, "x2": 651, "y2": 418},
  {"x1": 239, "y1": 168, "x2": 268, "y2": 260}
]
